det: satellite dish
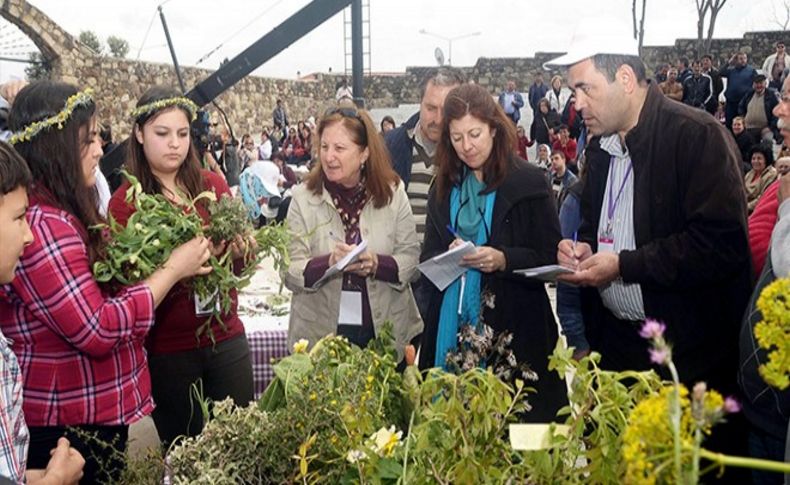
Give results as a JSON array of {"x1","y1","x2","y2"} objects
[{"x1": 434, "y1": 47, "x2": 445, "y2": 66}]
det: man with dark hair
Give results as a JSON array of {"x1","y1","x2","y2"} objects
[
  {"x1": 654, "y1": 63, "x2": 669, "y2": 83},
  {"x1": 0, "y1": 142, "x2": 85, "y2": 484},
  {"x1": 761, "y1": 41, "x2": 790, "y2": 90},
  {"x1": 548, "y1": 18, "x2": 751, "y2": 478},
  {"x1": 722, "y1": 51, "x2": 757, "y2": 129},
  {"x1": 528, "y1": 72, "x2": 549, "y2": 115},
  {"x1": 271, "y1": 99, "x2": 288, "y2": 143},
  {"x1": 682, "y1": 60, "x2": 713, "y2": 110},
  {"x1": 498, "y1": 80, "x2": 524, "y2": 125},
  {"x1": 676, "y1": 56, "x2": 692, "y2": 83},
  {"x1": 701, "y1": 54, "x2": 723, "y2": 114},
  {"x1": 658, "y1": 67, "x2": 683, "y2": 102},
  {"x1": 551, "y1": 124, "x2": 578, "y2": 168},
  {"x1": 738, "y1": 72, "x2": 780, "y2": 141},
  {"x1": 385, "y1": 66, "x2": 466, "y2": 239}
]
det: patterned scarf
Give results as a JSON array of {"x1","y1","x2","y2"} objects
[{"x1": 325, "y1": 179, "x2": 368, "y2": 244}]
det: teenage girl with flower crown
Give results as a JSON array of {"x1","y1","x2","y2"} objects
[
  {"x1": 0, "y1": 81, "x2": 212, "y2": 483},
  {"x1": 108, "y1": 86, "x2": 255, "y2": 448}
]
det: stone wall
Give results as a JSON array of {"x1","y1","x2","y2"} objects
[
  {"x1": 33, "y1": 28, "x2": 790, "y2": 139},
  {"x1": 2, "y1": 0, "x2": 787, "y2": 138}
]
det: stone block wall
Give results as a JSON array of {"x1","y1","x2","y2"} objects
[{"x1": 47, "y1": 29, "x2": 790, "y2": 140}]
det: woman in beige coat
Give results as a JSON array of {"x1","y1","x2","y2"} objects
[{"x1": 284, "y1": 107, "x2": 422, "y2": 359}]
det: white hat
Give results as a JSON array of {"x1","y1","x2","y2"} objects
[
  {"x1": 244, "y1": 161, "x2": 281, "y2": 197},
  {"x1": 544, "y1": 16, "x2": 639, "y2": 69}
]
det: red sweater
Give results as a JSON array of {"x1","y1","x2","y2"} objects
[
  {"x1": 552, "y1": 139, "x2": 578, "y2": 164},
  {"x1": 748, "y1": 180, "x2": 780, "y2": 276},
  {"x1": 107, "y1": 170, "x2": 244, "y2": 354}
]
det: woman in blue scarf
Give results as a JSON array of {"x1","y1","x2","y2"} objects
[{"x1": 418, "y1": 83, "x2": 568, "y2": 423}]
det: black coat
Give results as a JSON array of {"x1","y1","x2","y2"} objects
[
  {"x1": 530, "y1": 110, "x2": 561, "y2": 146},
  {"x1": 579, "y1": 83, "x2": 752, "y2": 394},
  {"x1": 418, "y1": 163, "x2": 568, "y2": 422}
]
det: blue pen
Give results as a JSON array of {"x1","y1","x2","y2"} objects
[
  {"x1": 572, "y1": 230, "x2": 579, "y2": 266},
  {"x1": 446, "y1": 224, "x2": 461, "y2": 239}
]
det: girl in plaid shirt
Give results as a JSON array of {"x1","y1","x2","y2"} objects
[{"x1": 0, "y1": 81, "x2": 213, "y2": 483}]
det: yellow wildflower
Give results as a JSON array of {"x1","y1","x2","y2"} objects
[{"x1": 292, "y1": 339, "x2": 309, "y2": 354}]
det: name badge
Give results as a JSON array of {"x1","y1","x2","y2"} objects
[
  {"x1": 194, "y1": 289, "x2": 220, "y2": 316},
  {"x1": 598, "y1": 235, "x2": 615, "y2": 253},
  {"x1": 338, "y1": 291, "x2": 363, "y2": 326}
]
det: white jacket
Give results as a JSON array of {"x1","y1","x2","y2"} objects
[
  {"x1": 761, "y1": 53, "x2": 790, "y2": 80},
  {"x1": 545, "y1": 87, "x2": 572, "y2": 113}
]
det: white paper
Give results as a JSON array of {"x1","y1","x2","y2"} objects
[
  {"x1": 509, "y1": 424, "x2": 570, "y2": 451},
  {"x1": 312, "y1": 240, "x2": 369, "y2": 289},
  {"x1": 513, "y1": 264, "x2": 575, "y2": 282},
  {"x1": 194, "y1": 289, "x2": 220, "y2": 316},
  {"x1": 338, "y1": 291, "x2": 363, "y2": 326},
  {"x1": 417, "y1": 241, "x2": 476, "y2": 291}
]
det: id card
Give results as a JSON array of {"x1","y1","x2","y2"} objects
[
  {"x1": 338, "y1": 291, "x2": 363, "y2": 326},
  {"x1": 598, "y1": 235, "x2": 615, "y2": 253},
  {"x1": 194, "y1": 289, "x2": 220, "y2": 316}
]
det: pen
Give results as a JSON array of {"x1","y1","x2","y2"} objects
[
  {"x1": 446, "y1": 224, "x2": 461, "y2": 240},
  {"x1": 572, "y1": 230, "x2": 578, "y2": 254},
  {"x1": 328, "y1": 231, "x2": 345, "y2": 243}
]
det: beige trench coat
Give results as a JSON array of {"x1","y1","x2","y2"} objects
[{"x1": 284, "y1": 181, "x2": 423, "y2": 359}]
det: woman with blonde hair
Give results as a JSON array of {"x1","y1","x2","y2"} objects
[
  {"x1": 545, "y1": 74, "x2": 571, "y2": 113},
  {"x1": 285, "y1": 107, "x2": 422, "y2": 358}
]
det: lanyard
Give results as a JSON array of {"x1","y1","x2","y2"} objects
[{"x1": 605, "y1": 156, "x2": 633, "y2": 231}]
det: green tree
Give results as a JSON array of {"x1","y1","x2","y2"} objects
[
  {"x1": 78, "y1": 30, "x2": 103, "y2": 55},
  {"x1": 24, "y1": 52, "x2": 51, "y2": 81},
  {"x1": 107, "y1": 35, "x2": 129, "y2": 58}
]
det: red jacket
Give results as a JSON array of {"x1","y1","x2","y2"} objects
[
  {"x1": 552, "y1": 138, "x2": 578, "y2": 164},
  {"x1": 748, "y1": 180, "x2": 780, "y2": 275},
  {"x1": 108, "y1": 170, "x2": 245, "y2": 354},
  {"x1": 516, "y1": 135, "x2": 534, "y2": 161}
]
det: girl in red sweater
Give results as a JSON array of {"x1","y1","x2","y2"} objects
[{"x1": 108, "y1": 86, "x2": 254, "y2": 447}]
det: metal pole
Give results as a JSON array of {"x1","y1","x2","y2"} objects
[
  {"x1": 350, "y1": 0, "x2": 364, "y2": 108},
  {"x1": 159, "y1": 5, "x2": 187, "y2": 93}
]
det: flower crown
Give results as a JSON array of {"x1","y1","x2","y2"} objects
[
  {"x1": 130, "y1": 96, "x2": 199, "y2": 122},
  {"x1": 8, "y1": 88, "x2": 95, "y2": 145}
]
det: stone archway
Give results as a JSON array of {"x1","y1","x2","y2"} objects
[{"x1": 0, "y1": 0, "x2": 89, "y2": 78}]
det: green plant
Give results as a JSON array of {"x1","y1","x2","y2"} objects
[
  {"x1": 754, "y1": 277, "x2": 790, "y2": 390},
  {"x1": 205, "y1": 195, "x2": 252, "y2": 245},
  {"x1": 523, "y1": 343, "x2": 664, "y2": 484},
  {"x1": 168, "y1": 324, "x2": 406, "y2": 483},
  {"x1": 107, "y1": 35, "x2": 129, "y2": 58},
  {"x1": 93, "y1": 172, "x2": 289, "y2": 343}
]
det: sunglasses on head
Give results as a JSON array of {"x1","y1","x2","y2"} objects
[{"x1": 324, "y1": 106, "x2": 361, "y2": 120}]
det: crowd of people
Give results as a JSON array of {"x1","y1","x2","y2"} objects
[{"x1": 0, "y1": 16, "x2": 786, "y2": 485}]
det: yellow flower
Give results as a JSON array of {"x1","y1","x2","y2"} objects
[
  {"x1": 754, "y1": 278, "x2": 790, "y2": 390},
  {"x1": 292, "y1": 338, "x2": 309, "y2": 354},
  {"x1": 369, "y1": 425, "x2": 402, "y2": 457}
]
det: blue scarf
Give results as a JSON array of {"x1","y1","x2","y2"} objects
[{"x1": 434, "y1": 173, "x2": 496, "y2": 368}]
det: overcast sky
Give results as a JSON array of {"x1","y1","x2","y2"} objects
[{"x1": 0, "y1": 0, "x2": 787, "y2": 83}]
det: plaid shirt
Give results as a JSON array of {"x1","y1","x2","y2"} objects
[
  {"x1": 0, "y1": 332, "x2": 27, "y2": 482},
  {"x1": 0, "y1": 199, "x2": 155, "y2": 427}
]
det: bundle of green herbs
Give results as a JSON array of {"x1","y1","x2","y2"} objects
[
  {"x1": 167, "y1": 323, "x2": 407, "y2": 483},
  {"x1": 93, "y1": 174, "x2": 289, "y2": 343}
]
